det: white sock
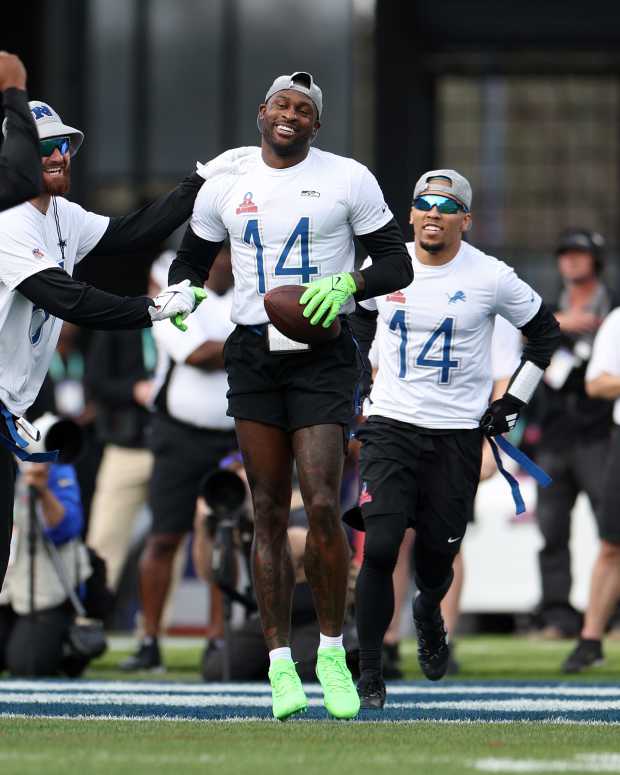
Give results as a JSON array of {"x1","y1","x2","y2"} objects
[
  {"x1": 318, "y1": 633, "x2": 343, "y2": 650},
  {"x1": 269, "y1": 647, "x2": 292, "y2": 665}
]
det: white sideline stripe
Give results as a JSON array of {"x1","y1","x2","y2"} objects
[
  {"x1": 3, "y1": 681, "x2": 620, "y2": 698},
  {"x1": 473, "y1": 753, "x2": 620, "y2": 772},
  {"x1": 416, "y1": 699, "x2": 620, "y2": 711},
  {"x1": 0, "y1": 692, "x2": 321, "y2": 708},
  {"x1": 3, "y1": 692, "x2": 620, "y2": 713}
]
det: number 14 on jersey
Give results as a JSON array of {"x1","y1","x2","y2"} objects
[
  {"x1": 390, "y1": 309, "x2": 460, "y2": 384},
  {"x1": 243, "y1": 216, "x2": 318, "y2": 294}
]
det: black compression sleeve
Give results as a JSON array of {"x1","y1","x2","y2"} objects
[
  {"x1": 349, "y1": 304, "x2": 378, "y2": 399},
  {"x1": 518, "y1": 302, "x2": 561, "y2": 370},
  {"x1": 88, "y1": 172, "x2": 204, "y2": 257},
  {"x1": 356, "y1": 218, "x2": 413, "y2": 301},
  {"x1": 168, "y1": 225, "x2": 223, "y2": 286},
  {"x1": 0, "y1": 88, "x2": 42, "y2": 210},
  {"x1": 17, "y1": 268, "x2": 153, "y2": 330},
  {"x1": 349, "y1": 304, "x2": 378, "y2": 362}
]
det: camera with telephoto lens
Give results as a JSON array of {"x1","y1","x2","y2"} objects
[
  {"x1": 200, "y1": 468, "x2": 255, "y2": 610},
  {"x1": 23, "y1": 412, "x2": 84, "y2": 463}
]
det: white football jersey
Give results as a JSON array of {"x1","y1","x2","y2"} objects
[
  {"x1": 0, "y1": 198, "x2": 109, "y2": 415},
  {"x1": 152, "y1": 287, "x2": 235, "y2": 430},
  {"x1": 361, "y1": 241, "x2": 540, "y2": 429},
  {"x1": 586, "y1": 306, "x2": 620, "y2": 425},
  {"x1": 190, "y1": 147, "x2": 393, "y2": 325}
]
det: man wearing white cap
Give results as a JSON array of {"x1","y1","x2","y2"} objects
[
  {"x1": 0, "y1": 100, "x2": 252, "y2": 590},
  {"x1": 349, "y1": 169, "x2": 560, "y2": 708},
  {"x1": 168, "y1": 71, "x2": 413, "y2": 720},
  {"x1": 0, "y1": 53, "x2": 42, "y2": 210}
]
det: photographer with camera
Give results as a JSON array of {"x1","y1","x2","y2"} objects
[
  {"x1": 0, "y1": 414, "x2": 106, "y2": 676},
  {"x1": 195, "y1": 462, "x2": 359, "y2": 682}
]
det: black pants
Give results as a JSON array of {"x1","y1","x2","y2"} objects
[
  {"x1": 536, "y1": 437, "x2": 608, "y2": 631},
  {"x1": 0, "y1": 445, "x2": 16, "y2": 589},
  {"x1": 0, "y1": 602, "x2": 88, "y2": 677}
]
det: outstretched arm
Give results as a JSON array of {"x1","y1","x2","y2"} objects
[
  {"x1": 18, "y1": 267, "x2": 153, "y2": 329},
  {"x1": 88, "y1": 173, "x2": 204, "y2": 257}
]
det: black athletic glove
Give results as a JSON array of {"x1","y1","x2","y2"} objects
[{"x1": 479, "y1": 395, "x2": 524, "y2": 437}]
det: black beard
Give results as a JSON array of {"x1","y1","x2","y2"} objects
[{"x1": 419, "y1": 239, "x2": 444, "y2": 254}]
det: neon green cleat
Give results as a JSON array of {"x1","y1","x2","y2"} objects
[
  {"x1": 316, "y1": 647, "x2": 361, "y2": 719},
  {"x1": 268, "y1": 659, "x2": 308, "y2": 721}
]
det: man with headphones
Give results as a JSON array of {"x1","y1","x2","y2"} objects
[
  {"x1": 533, "y1": 229, "x2": 617, "y2": 639},
  {"x1": 167, "y1": 71, "x2": 413, "y2": 720}
]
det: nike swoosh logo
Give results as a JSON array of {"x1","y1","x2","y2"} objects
[{"x1": 447, "y1": 536, "x2": 461, "y2": 543}]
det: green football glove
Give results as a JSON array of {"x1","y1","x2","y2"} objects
[
  {"x1": 172, "y1": 286, "x2": 207, "y2": 332},
  {"x1": 299, "y1": 272, "x2": 357, "y2": 328}
]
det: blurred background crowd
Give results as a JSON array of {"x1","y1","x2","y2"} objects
[{"x1": 1, "y1": 0, "x2": 620, "y2": 680}]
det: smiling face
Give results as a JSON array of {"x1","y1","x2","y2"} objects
[
  {"x1": 410, "y1": 193, "x2": 471, "y2": 264},
  {"x1": 258, "y1": 89, "x2": 320, "y2": 162},
  {"x1": 41, "y1": 142, "x2": 71, "y2": 196}
]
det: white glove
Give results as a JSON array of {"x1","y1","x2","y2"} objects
[
  {"x1": 195, "y1": 146, "x2": 258, "y2": 181},
  {"x1": 149, "y1": 279, "x2": 206, "y2": 331}
]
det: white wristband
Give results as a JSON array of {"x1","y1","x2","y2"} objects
[{"x1": 507, "y1": 360, "x2": 544, "y2": 404}]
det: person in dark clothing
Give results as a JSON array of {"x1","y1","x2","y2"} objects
[
  {"x1": 0, "y1": 53, "x2": 42, "y2": 210},
  {"x1": 533, "y1": 229, "x2": 616, "y2": 638}
]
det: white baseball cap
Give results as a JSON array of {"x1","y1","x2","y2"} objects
[
  {"x1": 2, "y1": 100, "x2": 84, "y2": 157},
  {"x1": 264, "y1": 71, "x2": 323, "y2": 119}
]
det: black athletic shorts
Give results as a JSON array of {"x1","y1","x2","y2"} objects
[
  {"x1": 149, "y1": 414, "x2": 237, "y2": 535},
  {"x1": 357, "y1": 416, "x2": 483, "y2": 555},
  {"x1": 223, "y1": 321, "x2": 360, "y2": 432},
  {"x1": 598, "y1": 426, "x2": 620, "y2": 543}
]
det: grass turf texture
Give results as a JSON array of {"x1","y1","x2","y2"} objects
[
  {"x1": 0, "y1": 718, "x2": 619, "y2": 775},
  {"x1": 83, "y1": 633, "x2": 620, "y2": 682}
]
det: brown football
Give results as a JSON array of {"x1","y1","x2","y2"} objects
[{"x1": 264, "y1": 285, "x2": 342, "y2": 345}]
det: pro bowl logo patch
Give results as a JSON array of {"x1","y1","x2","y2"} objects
[
  {"x1": 386, "y1": 290, "x2": 406, "y2": 304},
  {"x1": 32, "y1": 248, "x2": 45, "y2": 258},
  {"x1": 236, "y1": 192, "x2": 258, "y2": 215}
]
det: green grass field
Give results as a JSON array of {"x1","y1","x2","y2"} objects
[
  {"x1": 2, "y1": 635, "x2": 620, "y2": 775},
  {"x1": 1, "y1": 718, "x2": 619, "y2": 775}
]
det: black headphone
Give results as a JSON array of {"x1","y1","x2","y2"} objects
[{"x1": 556, "y1": 228, "x2": 606, "y2": 274}]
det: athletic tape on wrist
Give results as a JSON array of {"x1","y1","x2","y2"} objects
[{"x1": 507, "y1": 360, "x2": 544, "y2": 404}]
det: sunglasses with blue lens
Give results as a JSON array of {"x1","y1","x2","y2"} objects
[
  {"x1": 39, "y1": 136, "x2": 70, "y2": 157},
  {"x1": 413, "y1": 194, "x2": 468, "y2": 215}
]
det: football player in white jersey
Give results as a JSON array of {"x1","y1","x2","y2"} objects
[
  {"x1": 348, "y1": 169, "x2": 560, "y2": 709},
  {"x1": 167, "y1": 71, "x2": 413, "y2": 720},
  {"x1": 0, "y1": 101, "x2": 248, "y2": 591}
]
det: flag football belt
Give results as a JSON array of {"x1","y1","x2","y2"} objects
[
  {"x1": 0, "y1": 406, "x2": 58, "y2": 462},
  {"x1": 487, "y1": 434, "x2": 552, "y2": 515}
]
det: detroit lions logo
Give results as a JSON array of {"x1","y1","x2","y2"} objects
[{"x1": 447, "y1": 290, "x2": 466, "y2": 304}]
